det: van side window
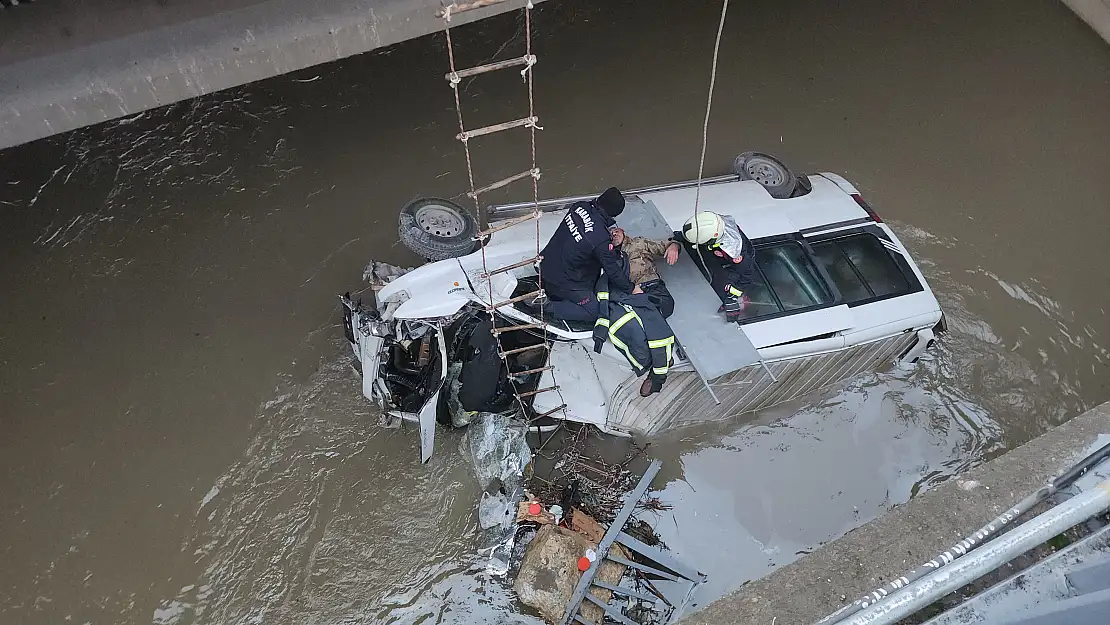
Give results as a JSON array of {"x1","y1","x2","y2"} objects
[
  {"x1": 737, "y1": 241, "x2": 835, "y2": 320},
  {"x1": 811, "y1": 234, "x2": 912, "y2": 304}
]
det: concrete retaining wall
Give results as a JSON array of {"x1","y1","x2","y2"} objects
[
  {"x1": 680, "y1": 401, "x2": 1110, "y2": 625},
  {"x1": 1063, "y1": 0, "x2": 1110, "y2": 45},
  {"x1": 0, "y1": 0, "x2": 535, "y2": 151},
  {"x1": 0, "y1": 0, "x2": 1104, "y2": 150}
]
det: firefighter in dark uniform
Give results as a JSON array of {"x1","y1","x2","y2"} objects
[
  {"x1": 538, "y1": 187, "x2": 634, "y2": 322},
  {"x1": 675, "y1": 211, "x2": 758, "y2": 322},
  {"x1": 592, "y1": 253, "x2": 677, "y2": 398}
]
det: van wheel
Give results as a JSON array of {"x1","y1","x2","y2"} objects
[
  {"x1": 790, "y1": 173, "x2": 813, "y2": 198},
  {"x1": 398, "y1": 197, "x2": 480, "y2": 261},
  {"x1": 732, "y1": 152, "x2": 797, "y2": 199}
]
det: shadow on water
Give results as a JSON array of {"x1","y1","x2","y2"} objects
[{"x1": 646, "y1": 351, "x2": 1007, "y2": 607}]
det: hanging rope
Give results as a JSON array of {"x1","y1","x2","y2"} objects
[
  {"x1": 690, "y1": 0, "x2": 730, "y2": 277},
  {"x1": 693, "y1": 0, "x2": 730, "y2": 218}
]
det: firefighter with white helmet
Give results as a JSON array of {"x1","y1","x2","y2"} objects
[{"x1": 677, "y1": 211, "x2": 757, "y2": 321}]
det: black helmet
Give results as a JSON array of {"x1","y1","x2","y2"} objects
[{"x1": 596, "y1": 187, "x2": 625, "y2": 218}]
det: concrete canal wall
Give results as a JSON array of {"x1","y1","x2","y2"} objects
[
  {"x1": 0, "y1": 0, "x2": 538, "y2": 151},
  {"x1": 1063, "y1": 0, "x2": 1110, "y2": 45},
  {"x1": 681, "y1": 401, "x2": 1110, "y2": 625},
  {"x1": 1, "y1": 0, "x2": 1105, "y2": 151}
]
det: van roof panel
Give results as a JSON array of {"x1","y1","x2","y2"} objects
[{"x1": 640, "y1": 175, "x2": 868, "y2": 239}]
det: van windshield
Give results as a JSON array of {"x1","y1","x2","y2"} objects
[
  {"x1": 810, "y1": 234, "x2": 912, "y2": 304},
  {"x1": 737, "y1": 240, "x2": 835, "y2": 320}
]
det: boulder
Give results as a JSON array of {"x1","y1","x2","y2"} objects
[{"x1": 514, "y1": 524, "x2": 627, "y2": 624}]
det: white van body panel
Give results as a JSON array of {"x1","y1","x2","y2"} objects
[{"x1": 348, "y1": 172, "x2": 946, "y2": 444}]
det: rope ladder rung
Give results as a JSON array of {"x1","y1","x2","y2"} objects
[
  {"x1": 446, "y1": 54, "x2": 536, "y2": 82},
  {"x1": 480, "y1": 255, "x2": 541, "y2": 278},
  {"x1": 492, "y1": 321, "x2": 548, "y2": 337},
  {"x1": 474, "y1": 210, "x2": 541, "y2": 239},
  {"x1": 486, "y1": 289, "x2": 542, "y2": 311},
  {"x1": 498, "y1": 342, "x2": 548, "y2": 356},
  {"x1": 457, "y1": 116, "x2": 539, "y2": 142},
  {"x1": 531, "y1": 404, "x2": 568, "y2": 421},
  {"x1": 513, "y1": 365, "x2": 554, "y2": 377},
  {"x1": 516, "y1": 385, "x2": 559, "y2": 399},
  {"x1": 466, "y1": 168, "x2": 541, "y2": 199}
]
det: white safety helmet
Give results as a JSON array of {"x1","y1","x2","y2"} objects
[{"x1": 682, "y1": 212, "x2": 724, "y2": 245}]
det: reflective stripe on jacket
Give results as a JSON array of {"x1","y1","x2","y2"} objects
[{"x1": 592, "y1": 270, "x2": 675, "y2": 385}]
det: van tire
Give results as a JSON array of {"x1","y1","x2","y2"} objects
[
  {"x1": 790, "y1": 173, "x2": 813, "y2": 198},
  {"x1": 732, "y1": 152, "x2": 797, "y2": 199},
  {"x1": 398, "y1": 197, "x2": 480, "y2": 261}
]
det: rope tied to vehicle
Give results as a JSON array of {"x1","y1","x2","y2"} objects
[{"x1": 691, "y1": 0, "x2": 731, "y2": 280}]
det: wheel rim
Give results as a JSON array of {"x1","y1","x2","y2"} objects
[
  {"x1": 414, "y1": 204, "x2": 466, "y2": 237},
  {"x1": 744, "y1": 157, "x2": 788, "y2": 186}
]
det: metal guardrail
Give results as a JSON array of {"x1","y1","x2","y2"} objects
[
  {"x1": 816, "y1": 439, "x2": 1110, "y2": 625},
  {"x1": 821, "y1": 440, "x2": 1110, "y2": 623},
  {"x1": 827, "y1": 479, "x2": 1110, "y2": 625},
  {"x1": 924, "y1": 524, "x2": 1110, "y2": 625}
]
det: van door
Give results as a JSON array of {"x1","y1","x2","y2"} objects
[{"x1": 742, "y1": 305, "x2": 852, "y2": 350}]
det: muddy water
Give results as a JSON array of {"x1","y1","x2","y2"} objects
[{"x1": 1, "y1": 0, "x2": 1107, "y2": 622}]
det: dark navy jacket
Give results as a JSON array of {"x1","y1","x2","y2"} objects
[
  {"x1": 540, "y1": 200, "x2": 635, "y2": 299},
  {"x1": 592, "y1": 259, "x2": 676, "y2": 389}
]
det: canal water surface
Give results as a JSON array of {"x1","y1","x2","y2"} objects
[{"x1": 1, "y1": 0, "x2": 1107, "y2": 623}]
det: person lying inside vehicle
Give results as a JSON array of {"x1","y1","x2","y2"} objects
[
  {"x1": 608, "y1": 227, "x2": 681, "y2": 283},
  {"x1": 607, "y1": 225, "x2": 681, "y2": 317},
  {"x1": 592, "y1": 249, "x2": 676, "y2": 398},
  {"x1": 674, "y1": 211, "x2": 758, "y2": 322}
]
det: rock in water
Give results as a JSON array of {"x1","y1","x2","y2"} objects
[{"x1": 514, "y1": 524, "x2": 626, "y2": 624}]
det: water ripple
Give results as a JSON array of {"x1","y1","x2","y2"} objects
[{"x1": 154, "y1": 344, "x2": 520, "y2": 625}]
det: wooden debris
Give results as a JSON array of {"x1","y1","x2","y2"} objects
[
  {"x1": 569, "y1": 507, "x2": 605, "y2": 544},
  {"x1": 517, "y1": 499, "x2": 556, "y2": 525}
]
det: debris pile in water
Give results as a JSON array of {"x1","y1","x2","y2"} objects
[
  {"x1": 461, "y1": 419, "x2": 704, "y2": 625},
  {"x1": 460, "y1": 412, "x2": 531, "y2": 576},
  {"x1": 527, "y1": 425, "x2": 649, "y2": 524},
  {"x1": 515, "y1": 521, "x2": 631, "y2": 624}
]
